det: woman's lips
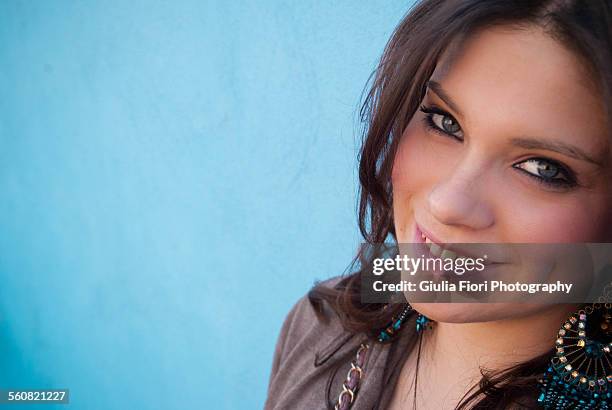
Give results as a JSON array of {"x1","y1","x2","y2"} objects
[
  {"x1": 412, "y1": 223, "x2": 504, "y2": 266},
  {"x1": 402, "y1": 223, "x2": 513, "y2": 298}
]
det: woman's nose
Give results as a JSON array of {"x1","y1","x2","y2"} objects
[{"x1": 426, "y1": 168, "x2": 495, "y2": 231}]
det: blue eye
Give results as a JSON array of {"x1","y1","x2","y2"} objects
[
  {"x1": 513, "y1": 158, "x2": 577, "y2": 189},
  {"x1": 420, "y1": 105, "x2": 464, "y2": 140}
]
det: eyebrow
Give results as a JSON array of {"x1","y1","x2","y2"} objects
[
  {"x1": 426, "y1": 80, "x2": 464, "y2": 117},
  {"x1": 510, "y1": 137, "x2": 605, "y2": 167},
  {"x1": 426, "y1": 80, "x2": 607, "y2": 167}
]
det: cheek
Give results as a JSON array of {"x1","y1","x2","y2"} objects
[
  {"x1": 392, "y1": 117, "x2": 456, "y2": 238},
  {"x1": 505, "y1": 195, "x2": 612, "y2": 242},
  {"x1": 391, "y1": 122, "x2": 421, "y2": 240}
]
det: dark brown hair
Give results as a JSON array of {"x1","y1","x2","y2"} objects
[{"x1": 309, "y1": 0, "x2": 612, "y2": 408}]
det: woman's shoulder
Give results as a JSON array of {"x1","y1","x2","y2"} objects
[
  {"x1": 271, "y1": 275, "x2": 350, "y2": 363},
  {"x1": 265, "y1": 275, "x2": 363, "y2": 409}
]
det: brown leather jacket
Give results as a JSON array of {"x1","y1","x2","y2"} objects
[{"x1": 264, "y1": 278, "x2": 416, "y2": 410}]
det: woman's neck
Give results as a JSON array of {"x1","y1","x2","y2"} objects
[
  {"x1": 429, "y1": 304, "x2": 578, "y2": 370},
  {"x1": 389, "y1": 304, "x2": 579, "y2": 409}
]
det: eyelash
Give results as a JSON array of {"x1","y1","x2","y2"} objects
[
  {"x1": 420, "y1": 104, "x2": 463, "y2": 142},
  {"x1": 513, "y1": 158, "x2": 578, "y2": 190},
  {"x1": 418, "y1": 105, "x2": 579, "y2": 190}
]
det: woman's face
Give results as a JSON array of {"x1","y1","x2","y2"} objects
[{"x1": 392, "y1": 25, "x2": 612, "y2": 322}]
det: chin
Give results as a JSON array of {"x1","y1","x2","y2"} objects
[{"x1": 409, "y1": 302, "x2": 549, "y2": 323}]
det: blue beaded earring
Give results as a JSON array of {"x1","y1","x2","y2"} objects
[
  {"x1": 538, "y1": 303, "x2": 612, "y2": 409},
  {"x1": 377, "y1": 304, "x2": 431, "y2": 342}
]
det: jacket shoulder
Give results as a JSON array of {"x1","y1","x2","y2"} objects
[
  {"x1": 270, "y1": 275, "x2": 347, "y2": 367},
  {"x1": 265, "y1": 276, "x2": 359, "y2": 409}
]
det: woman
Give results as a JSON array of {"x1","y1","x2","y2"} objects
[{"x1": 265, "y1": 1, "x2": 612, "y2": 408}]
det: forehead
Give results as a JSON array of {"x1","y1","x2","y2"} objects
[{"x1": 430, "y1": 25, "x2": 609, "y2": 160}]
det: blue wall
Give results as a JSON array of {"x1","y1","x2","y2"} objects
[{"x1": 0, "y1": 1, "x2": 412, "y2": 409}]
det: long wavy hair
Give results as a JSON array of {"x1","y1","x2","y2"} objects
[{"x1": 308, "y1": 0, "x2": 612, "y2": 408}]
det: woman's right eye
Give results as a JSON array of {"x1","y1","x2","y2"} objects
[{"x1": 419, "y1": 105, "x2": 464, "y2": 141}]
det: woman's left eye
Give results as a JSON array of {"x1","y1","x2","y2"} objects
[
  {"x1": 513, "y1": 158, "x2": 577, "y2": 189},
  {"x1": 420, "y1": 105, "x2": 464, "y2": 140}
]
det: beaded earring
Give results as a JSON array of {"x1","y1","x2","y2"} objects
[
  {"x1": 377, "y1": 304, "x2": 431, "y2": 342},
  {"x1": 538, "y1": 303, "x2": 612, "y2": 409}
]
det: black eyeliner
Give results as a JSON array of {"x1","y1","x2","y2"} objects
[
  {"x1": 419, "y1": 104, "x2": 463, "y2": 141},
  {"x1": 512, "y1": 158, "x2": 579, "y2": 190},
  {"x1": 419, "y1": 104, "x2": 447, "y2": 116}
]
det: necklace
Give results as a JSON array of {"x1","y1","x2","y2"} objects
[{"x1": 334, "y1": 304, "x2": 432, "y2": 410}]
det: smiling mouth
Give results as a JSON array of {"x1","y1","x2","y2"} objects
[{"x1": 414, "y1": 224, "x2": 500, "y2": 266}]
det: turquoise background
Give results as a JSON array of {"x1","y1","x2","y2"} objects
[{"x1": 0, "y1": 1, "x2": 412, "y2": 409}]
